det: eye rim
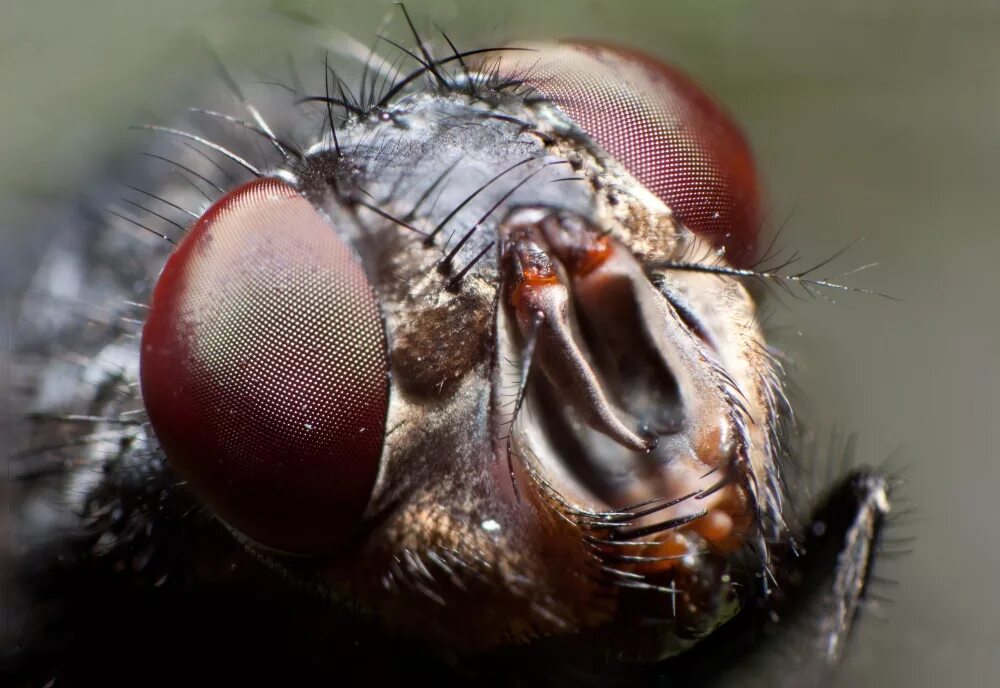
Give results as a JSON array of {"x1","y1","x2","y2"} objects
[{"x1": 139, "y1": 176, "x2": 389, "y2": 555}]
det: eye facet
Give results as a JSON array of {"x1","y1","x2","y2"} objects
[
  {"x1": 514, "y1": 43, "x2": 761, "y2": 265},
  {"x1": 140, "y1": 178, "x2": 388, "y2": 554}
]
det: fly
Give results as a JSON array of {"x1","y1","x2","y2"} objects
[{"x1": 3, "y1": 7, "x2": 898, "y2": 686}]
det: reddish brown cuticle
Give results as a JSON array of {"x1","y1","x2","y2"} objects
[
  {"x1": 140, "y1": 178, "x2": 387, "y2": 554},
  {"x1": 510, "y1": 270, "x2": 561, "y2": 309},
  {"x1": 694, "y1": 510, "x2": 735, "y2": 544},
  {"x1": 568, "y1": 236, "x2": 614, "y2": 276}
]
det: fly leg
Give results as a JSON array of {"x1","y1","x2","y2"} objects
[{"x1": 791, "y1": 468, "x2": 894, "y2": 665}]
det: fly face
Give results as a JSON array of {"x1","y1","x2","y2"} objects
[
  {"x1": 135, "y1": 43, "x2": 779, "y2": 655},
  {"x1": 7, "y1": 11, "x2": 894, "y2": 684}
]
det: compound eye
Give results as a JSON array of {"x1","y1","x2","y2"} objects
[
  {"x1": 513, "y1": 43, "x2": 761, "y2": 265},
  {"x1": 140, "y1": 178, "x2": 388, "y2": 555}
]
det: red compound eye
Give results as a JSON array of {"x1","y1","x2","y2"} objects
[
  {"x1": 140, "y1": 178, "x2": 388, "y2": 554},
  {"x1": 511, "y1": 43, "x2": 761, "y2": 266}
]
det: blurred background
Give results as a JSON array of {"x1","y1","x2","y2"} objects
[{"x1": 1, "y1": 0, "x2": 997, "y2": 685}]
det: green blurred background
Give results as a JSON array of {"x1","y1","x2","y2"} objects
[{"x1": 2, "y1": 0, "x2": 998, "y2": 685}]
